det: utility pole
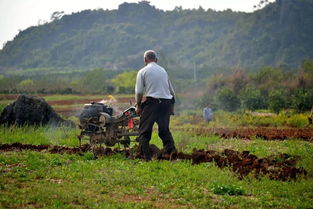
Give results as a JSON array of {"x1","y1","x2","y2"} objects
[{"x1": 193, "y1": 62, "x2": 197, "y2": 82}]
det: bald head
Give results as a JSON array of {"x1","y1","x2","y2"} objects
[{"x1": 144, "y1": 50, "x2": 158, "y2": 63}]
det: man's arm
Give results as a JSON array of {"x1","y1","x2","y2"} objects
[
  {"x1": 136, "y1": 93, "x2": 143, "y2": 107},
  {"x1": 135, "y1": 93, "x2": 144, "y2": 116},
  {"x1": 135, "y1": 71, "x2": 144, "y2": 115},
  {"x1": 168, "y1": 79, "x2": 175, "y2": 101},
  {"x1": 168, "y1": 79, "x2": 175, "y2": 115}
]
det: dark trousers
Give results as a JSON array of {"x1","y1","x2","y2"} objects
[{"x1": 139, "y1": 97, "x2": 176, "y2": 159}]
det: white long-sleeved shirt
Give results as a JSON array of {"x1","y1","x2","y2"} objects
[{"x1": 135, "y1": 62, "x2": 174, "y2": 99}]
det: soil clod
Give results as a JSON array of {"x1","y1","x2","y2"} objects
[
  {"x1": 0, "y1": 142, "x2": 307, "y2": 181},
  {"x1": 0, "y1": 95, "x2": 75, "y2": 127}
]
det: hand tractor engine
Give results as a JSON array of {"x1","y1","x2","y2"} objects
[{"x1": 78, "y1": 102, "x2": 139, "y2": 155}]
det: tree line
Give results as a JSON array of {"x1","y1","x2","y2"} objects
[
  {"x1": 0, "y1": 60, "x2": 312, "y2": 113},
  {"x1": 200, "y1": 60, "x2": 313, "y2": 113}
]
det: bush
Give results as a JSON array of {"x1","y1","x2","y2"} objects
[
  {"x1": 240, "y1": 88, "x2": 268, "y2": 110},
  {"x1": 111, "y1": 71, "x2": 137, "y2": 93},
  {"x1": 291, "y1": 89, "x2": 313, "y2": 112},
  {"x1": 80, "y1": 68, "x2": 108, "y2": 93},
  {"x1": 214, "y1": 87, "x2": 241, "y2": 112},
  {"x1": 286, "y1": 114, "x2": 309, "y2": 128},
  {"x1": 268, "y1": 89, "x2": 288, "y2": 113}
]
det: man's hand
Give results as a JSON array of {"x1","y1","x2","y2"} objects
[
  {"x1": 135, "y1": 93, "x2": 143, "y2": 116},
  {"x1": 136, "y1": 105, "x2": 142, "y2": 116}
]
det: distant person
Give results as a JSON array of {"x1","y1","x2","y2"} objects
[
  {"x1": 135, "y1": 50, "x2": 177, "y2": 161},
  {"x1": 203, "y1": 104, "x2": 213, "y2": 122}
]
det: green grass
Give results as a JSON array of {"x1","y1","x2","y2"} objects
[
  {"x1": 43, "y1": 94, "x2": 104, "y2": 102},
  {"x1": 0, "y1": 126, "x2": 80, "y2": 147},
  {"x1": 0, "y1": 126, "x2": 313, "y2": 208},
  {"x1": 0, "y1": 103, "x2": 7, "y2": 113}
]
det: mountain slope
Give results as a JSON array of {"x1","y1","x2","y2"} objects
[{"x1": 0, "y1": 0, "x2": 312, "y2": 72}]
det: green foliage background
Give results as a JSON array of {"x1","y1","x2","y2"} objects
[{"x1": 0, "y1": 0, "x2": 313, "y2": 73}]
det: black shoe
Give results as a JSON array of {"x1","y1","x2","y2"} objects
[
  {"x1": 143, "y1": 156, "x2": 152, "y2": 161},
  {"x1": 163, "y1": 146, "x2": 177, "y2": 155}
]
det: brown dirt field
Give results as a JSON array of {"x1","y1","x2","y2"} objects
[
  {"x1": 0, "y1": 94, "x2": 21, "y2": 100},
  {"x1": 0, "y1": 94, "x2": 134, "y2": 103},
  {"x1": 48, "y1": 97, "x2": 135, "y2": 105},
  {"x1": 0, "y1": 94, "x2": 50, "y2": 100},
  {"x1": 175, "y1": 127, "x2": 313, "y2": 141},
  {"x1": 48, "y1": 99, "x2": 102, "y2": 105}
]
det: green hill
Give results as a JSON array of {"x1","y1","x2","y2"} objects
[{"x1": 0, "y1": 0, "x2": 312, "y2": 74}]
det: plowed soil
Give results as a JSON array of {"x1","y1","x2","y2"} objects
[
  {"x1": 176, "y1": 127, "x2": 313, "y2": 141},
  {"x1": 0, "y1": 143, "x2": 307, "y2": 181}
]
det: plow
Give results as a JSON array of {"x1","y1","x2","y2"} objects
[{"x1": 77, "y1": 102, "x2": 141, "y2": 156}]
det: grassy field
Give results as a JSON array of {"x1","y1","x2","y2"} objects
[
  {"x1": 0, "y1": 94, "x2": 313, "y2": 208},
  {"x1": 0, "y1": 126, "x2": 313, "y2": 209}
]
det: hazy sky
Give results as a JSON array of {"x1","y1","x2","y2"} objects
[{"x1": 0, "y1": 0, "x2": 273, "y2": 49}]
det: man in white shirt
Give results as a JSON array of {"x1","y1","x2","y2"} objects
[{"x1": 135, "y1": 50, "x2": 176, "y2": 161}]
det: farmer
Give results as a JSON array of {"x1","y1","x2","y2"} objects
[
  {"x1": 135, "y1": 50, "x2": 177, "y2": 161},
  {"x1": 203, "y1": 104, "x2": 213, "y2": 122}
]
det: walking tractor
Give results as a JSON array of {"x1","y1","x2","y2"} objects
[{"x1": 78, "y1": 102, "x2": 140, "y2": 155}]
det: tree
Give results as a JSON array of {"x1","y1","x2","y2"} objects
[
  {"x1": 214, "y1": 87, "x2": 241, "y2": 112},
  {"x1": 253, "y1": 0, "x2": 270, "y2": 10},
  {"x1": 199, "y1": 74, "x2": 227, "y2": 107},
  {"x1": 297, "y1": 59, "x2": 313, "y2": 89},
  {"x1": 227, "y1": 69, "x2": 248, "y2": 94},
  {"x1": 268, "y1": 89, "x2": 288, "y2": 113},
  {"x1": 111, "y1": 71, "x2": 137, "y2": 93},
  {"x1": 291, "y1": 89, "x2": 313, "y2": 112},
  {"x1": 80, "y1": 68, "x2": 108, "y2": 93},
  {"x1": 50, "y1": 11, "x2": 64, "y2": 21},
  {"x1": 250, "y1": 67, "x2": 284, "y2": 92},
  {"x1": 17, "y1": 79, "x2": 35, "y2": 93},
  {"x1": 240, "y1": 88, "x2": 267, "y2": 111}
]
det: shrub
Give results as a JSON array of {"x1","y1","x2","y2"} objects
[
  {"x1": 268, "y1": 89, "x2": 288, "y2": 113},
  {"x1": 111, "y1": 71, "x2": 137, "y2": 93},
  {"x1": 80, "y1": 68, "x2": 108, "y2": 93},
  {"x1": 291, "y1": 89, "x2": 313, "y2": 112},
  {"x1": 286, "y1": 114, "x2": 309, "y2": 128},
  {"x1": 214, "y1": 87, "x2": 241, "y2": 112},
  {"x1": 240, "y1": 88, "x2": 268, "y2": 110}
]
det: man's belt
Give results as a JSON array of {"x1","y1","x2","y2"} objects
[{"x1": 146, "y1": 97, "x2": 175, "y2": 104}]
